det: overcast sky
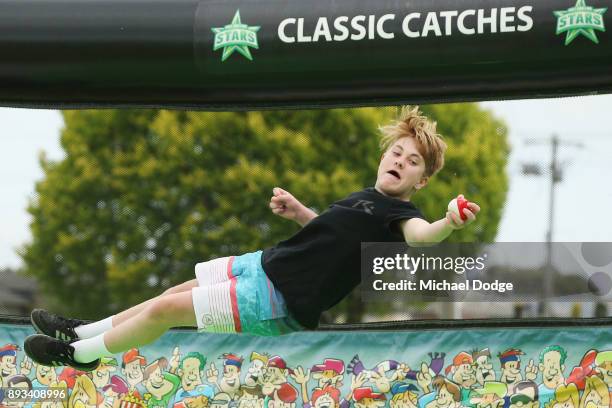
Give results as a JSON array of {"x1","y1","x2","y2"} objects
[{"x1": 1, "y1": 96, "x2": 611, "y2": 269}]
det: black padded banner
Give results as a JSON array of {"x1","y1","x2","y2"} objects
[{"x1": 0, "y1": 0, "x2": 610, "y2": 108}]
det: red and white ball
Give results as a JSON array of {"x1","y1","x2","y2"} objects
[{"x1": 448, "y1": 196, "x2": 470, "y2": 221}]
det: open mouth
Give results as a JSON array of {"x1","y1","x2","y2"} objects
[{"x1": 387, "y1": 170, "x2": 401, "y2": 180}]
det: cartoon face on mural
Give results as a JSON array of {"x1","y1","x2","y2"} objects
[
  {"x1": 549, "y1": 384, "x2": 579, "y2": 408},
  {"x1": 538, "y1": 347, "x2": 566, "y2": 390},
  {"x1": 0, "y1": 355, "x2": 17, "y2": 386},
  {"x1": 451, "y1": 362, "x2": 476, "y2": 389},
  {"x1": 579, "y1": 375, "x2": 610, "y2": 408},
  {"x1": 435, "y1": 386, "x2": 455, "y2": 408},
  {"x1": 122, "y1": 359, "x2": 145, "y2": 389},
  {"x1": 428, "y1": 377, "x2": 461, "y2": 408},
  {"x1": 311, "y1": 386, "x2": 341, "y2": 408},
  {"x1": 219, "y1": 364, "x2": 241, "y2": 395},
  {"x1": 35, "y1": 364, "x2": 57, "y2": 386},
  {"x1": 262, "y1": 367, "x2": 287, "y2": 396},
  {"x1": 68, "y1": 375, "x2": 98, "y2": 408},
  {"x1": 245, "y1": 358, "x2": 266, "y2": 387},
  {"x1": 180, "y1": 356, "x2": 205, "y2": 392},
  {"x1": 500, "y1": 360, "x2": 522, "y2": 388},
  {"x1": 312, "y1": 369, "x2": 343, "y2": 389},
  {"x1": 313, "y1": 392, "x2": 337, "y2": 408},
  {"x1": 473, "y1": 350, "x2": 495, "y2": 386},
  {"x1": 310, "y1": 358, "x2": 345, "y2": 391},
  {"x1": 91, "y1": 361, "x2": 117, "y2": 389},
  {"x1": 445, "y1": 352, "x2": 476, "y2": 389},
  {"x1": 507, "y1": 381, "x2": 538, "y2": 408},
  {"x1": 261, "y1": 355, "x2": 294, "y2": 397},
  {"x1": 144, "y1": 361, "x2": 175, "y2": 400}
]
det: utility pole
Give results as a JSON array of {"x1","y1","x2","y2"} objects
[
  {"x1": 522, "y1": 135, "x2": 583, "y2": 317},
  {"x1": 544, "y1": 135, "x2": 559, "y2": 317}
]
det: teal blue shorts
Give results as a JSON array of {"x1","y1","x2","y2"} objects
[{"x1": 192, "y1": 250, "x2": 303, "y2": 336}]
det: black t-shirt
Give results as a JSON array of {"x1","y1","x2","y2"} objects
[{"x1": 262, "y1": 187, "x2": 425, "y2": 329}]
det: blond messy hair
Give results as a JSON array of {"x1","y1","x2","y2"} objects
[{"x1": 379, "y1": 106, "x2": 447, "y2": 178}]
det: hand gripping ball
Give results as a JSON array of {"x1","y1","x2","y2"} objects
[{"x1": 448, "y1": 196, "x2": 470, "y2": 221}]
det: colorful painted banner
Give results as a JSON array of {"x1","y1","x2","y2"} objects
[{"x1": 1, "y1": 321, "x2": 611, "y2": 408}]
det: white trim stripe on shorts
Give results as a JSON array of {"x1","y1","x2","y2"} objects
[{"x1": 192, "y1": 256, "x2": 241, "y2": 333}]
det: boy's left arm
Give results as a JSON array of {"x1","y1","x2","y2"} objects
[{"x1": 399, "y1": 202, "x2": 480, "y2": 246}]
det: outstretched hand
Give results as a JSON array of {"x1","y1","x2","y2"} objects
[{"x1": 446, "y1": 194, "x2": 480, "y2": 230}]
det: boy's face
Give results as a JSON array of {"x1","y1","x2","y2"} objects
[{"x1": 375, "y1": 137, "x2": 427, "y2": 200}]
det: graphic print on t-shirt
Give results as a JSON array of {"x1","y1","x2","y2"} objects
[
  {"x1": 262, "y1": 187, "x2": 425, "y2": 328},
  {"x1": 352, "y1": 199, "x2": 375, "y2": 215}
]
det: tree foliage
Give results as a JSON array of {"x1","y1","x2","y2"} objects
[{"x1": 21, "y1": 105, "x2": 508, "y2": 319}]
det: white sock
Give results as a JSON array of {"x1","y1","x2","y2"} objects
[
  {"x1": 72, "y1": 333, "x2": 111, "y2": 363},
  {"x1": 74, "y1": 316, "x2": 114, "y2": 339}
]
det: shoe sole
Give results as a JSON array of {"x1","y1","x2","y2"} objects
[
  {"x1": 23, "y1": 334, "x2": 38, "y2": 363},
  {"x1": 70, "y1": 359, "x2": 101, "y2": 372},
  {"x1": 23, "y1": 334, "x2": 100, "y2": 372}
]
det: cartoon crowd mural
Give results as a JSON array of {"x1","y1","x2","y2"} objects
[{"x1": 0, "y1": 324, "x2": 610, "y2": 408}]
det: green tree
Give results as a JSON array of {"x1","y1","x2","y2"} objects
[
  {"x1": 416, "y1": 104, "x2": 509, "y2": 243},
  {"x1": 21, "y1": 105, "x2": 508, "y2": 321}
]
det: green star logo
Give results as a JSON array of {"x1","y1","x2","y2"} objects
[
  {"x1": 212, "y1": 10, "x2": 260, "y2": 61},
  {"x1": 554, "y1": 0, "x2": 607, "y2": 45}
]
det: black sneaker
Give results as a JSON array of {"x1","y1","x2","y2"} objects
[
  {"x1": 23, "y1": 334, "x2": 100, "y2": 372},
  {"x1": 31, "y1": 309, "x2": 85, "y2": 342}
]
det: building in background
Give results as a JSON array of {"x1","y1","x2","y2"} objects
[{"x1": 0, "y1": 268, "x2": 38, "y2": 316}]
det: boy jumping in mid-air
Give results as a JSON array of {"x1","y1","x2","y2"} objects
[{"x1": 24, "y1": 106, "x2": 480, "y2": 371}]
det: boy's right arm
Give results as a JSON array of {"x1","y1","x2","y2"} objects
[
  {"x1": 269, "y1": 187, "x2": 318, "y2": 227},
  {"x1": 400, "y1": 197, "x2": 480, "y2": 246}
]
